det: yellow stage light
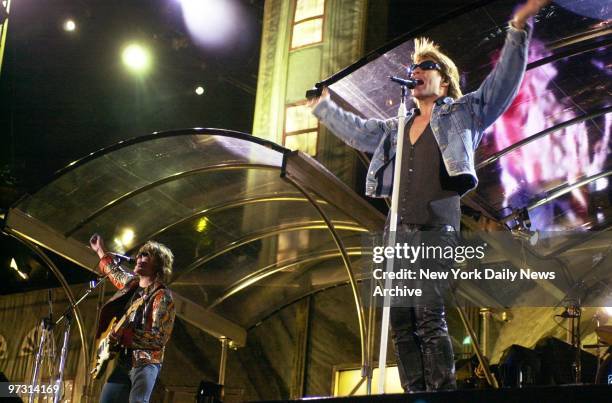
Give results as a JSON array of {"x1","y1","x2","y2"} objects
[{"x1": 122, "y1": 44, "x2": 151, "y2": 73}]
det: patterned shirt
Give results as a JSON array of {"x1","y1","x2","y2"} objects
[{"x1": 98, "y1": 255, "x2": 175, "y2": 367}]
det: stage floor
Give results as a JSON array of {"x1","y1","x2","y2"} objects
[{"x1": 253, "y1": 384, "x2": 612, "y2": 403}]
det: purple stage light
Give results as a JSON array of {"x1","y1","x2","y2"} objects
[{"x1": 178, "y1": 0, "x2": 239, "y2": 48}]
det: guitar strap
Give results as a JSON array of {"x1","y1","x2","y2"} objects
[
  {"x1": 125, "y1": 282, "x2": 167, "y2": 330},
  {"x1": 95, "y1": 282, "x2": 139, "y2": 340}
]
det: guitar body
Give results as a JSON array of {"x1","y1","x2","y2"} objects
[
  {"x1": 91, "y1": 297, "x2": 144, "y2": 379},
  {"x1": 91, "y1": 318, "x2": 119, "y2": 379}
]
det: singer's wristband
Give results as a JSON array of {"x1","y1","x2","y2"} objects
[{"x1": 509, "y1": 17, "x2": 525, "y2": 31}]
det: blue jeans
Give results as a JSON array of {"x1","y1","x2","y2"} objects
[{"x1": 100, "y1": 362, "x2": 160, "y2": 403}]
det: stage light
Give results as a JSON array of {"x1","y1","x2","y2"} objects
[
  {"x1": 178, "y1": 0, "x2": 238, "y2": 47},
  {"x1": 595, "y1": 178, "x2": 608, "y2": 191},
  {"x1": 122, "y1": 44, "x2": 151, "y2": 73},
  {"x1": 604, "y1": 307, "x2": 612, "y2": 316},
  {"x1": 196, "y1": 217, "x2": 208, "y2": 232},
  {"x1": 113, "y1": 237, "x2": 125, "y2": 253},
  {"x1": 63, "y1": 19, "x2": 76, "y2": 32},
  {"x1": 597, "y1": 211, "x2": 605, "y2": 224},
  {"x1": 120, "y1": 228, "x2": 135, "y2": 246},
  {"x1": 9, "y1": 258, "x2": 28, "y2": 280},
  {"x1": 195, "y1": 86, "x2": 205, "y2": 96}
]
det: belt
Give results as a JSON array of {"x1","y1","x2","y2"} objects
[{"x1": 400, "y1": 224, "x2": 456, "y2": 232}]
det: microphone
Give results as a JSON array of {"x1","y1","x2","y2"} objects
[
  {"x1": 389, "y1": 76, "x2": 423, "y2": 89},
  {"x1": 108, "y1": 252, "x2": 135, "y2": 264},
  {"x1": 305, "y1": 86, "x2": 323, "y2": 100}
]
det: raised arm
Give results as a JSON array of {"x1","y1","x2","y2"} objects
[
  {"x1": 309, "y1": 88, "x2": 394, "y2": 154},
  {"x1": 90, "y1": 233, "x2": 134, "y2": 289},
  {"x1": 471, "y1": 0, "x2": 550, "y2": 133}
]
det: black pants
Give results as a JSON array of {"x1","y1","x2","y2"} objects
[
  {"x1": 387, "y1": 224, "x2": 457, "y2": 392},
  {"x1": 391, "y1": 305, "x2": 456, "y2": 392}
]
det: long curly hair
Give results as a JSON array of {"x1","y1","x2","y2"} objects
[{"x1": 137, "y1": 241, "x2": 174, "y2": 282}]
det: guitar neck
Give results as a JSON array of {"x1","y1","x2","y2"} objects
[{"x1": 112, "y1": 298, "x2": 144, "y2": 333}]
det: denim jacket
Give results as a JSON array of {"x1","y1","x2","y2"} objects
[{"x1": 312, "y1": 23, "x2": 532, "y2": 197}]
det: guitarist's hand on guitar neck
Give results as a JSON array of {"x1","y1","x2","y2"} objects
[
  {"x1": 107, "y1": 330, "x2": 121, "y2": 347},
  {"x1": 91, "y1": 299, "x2": 144, "y2": 379},
  {"x1": 107, "y1": 326, "x2": 133, "y2": 348}
]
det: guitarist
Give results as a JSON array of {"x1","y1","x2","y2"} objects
[{"x1": 90, "y1": 234, "x2": 176, "y2": 403}]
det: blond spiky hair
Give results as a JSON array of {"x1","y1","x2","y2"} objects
[{"x1": 413, "y1": 37, "x2": 462, "y2": 99}]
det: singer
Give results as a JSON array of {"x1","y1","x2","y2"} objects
[
  {"x1": 89, "y1": 234, "x2": 175, "y2": 403},
  {"x1": 309, "y1": 0, "x2": 550, "y2": 393}
]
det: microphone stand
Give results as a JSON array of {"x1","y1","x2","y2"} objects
[
  {"x1": 30, "y1": 290, "x2": 55, "y2": 403},
  {"x1": 377, "y1": 84, "x2": 409, "y2": 393},
  {"x1": 54, "y1": 275, "x2": 109, "y2": 403},
  {"x1": 28, "y1": 267, "x2": 110, "y2": 403}
]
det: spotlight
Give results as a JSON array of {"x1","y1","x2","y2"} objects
[
  {"x1": 120, "y1": 228, "x2": 135, "y2": 246},
  {"x1": 179, "y1": 0, "x2": 238, "y2": 47},
  {"x1": 10, "y1": 258, "x2": 28, "y2": 280},
  {"x1": 195, "y1": 86, "x2": 205, "y2": 96},
  {"x1": 113, "y1": 237, "x2": 125, "y2": 253},
  {"x1": 63, "y1": 19, "x2": 76, "y2": 32},
  {"x1": 122, "y1": 44, "x2": 151, "y2": 73},
  {"x1": 111, "y1": 228, "x2": 135, "y2": 253},
  {"x1": 196, "y1": 217, "x2": 208, "y2": 232},
  {"x1": 594, "y1": 178, "x2": 608, "y2": 191}
]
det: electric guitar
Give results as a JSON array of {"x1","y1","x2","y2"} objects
[{"x1": 90, "y1": 297, "x2": 144, "y2": 379}]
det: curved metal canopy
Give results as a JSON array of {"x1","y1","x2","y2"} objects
[
  {"x1": 5, "y1": 129, "x2": 385, "y2": 349},
  {"x1": 3, "y1": 0, "x2": 611, "y2": 352}
]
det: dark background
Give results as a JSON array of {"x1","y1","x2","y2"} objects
[{"x1": 0, "y1": 0, "x2": 471, "y2": 292}]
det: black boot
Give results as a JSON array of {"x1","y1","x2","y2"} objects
[
  {"x1": 414, "y1": 306, "x2": 457, "y2": 391},
  {"x1": 391, "y1": 307, "x2": 425, "y2": 392},
  {"x1": 422, "y1": 334, "x2": 457, "y2": 391}
]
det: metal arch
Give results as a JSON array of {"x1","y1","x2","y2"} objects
[
  {"x1": 172, "y1": 220, "x2": 368, "y2": 283},
  {"x1": 546, "y1": 24, "x2": 612, "y2": 50},
  {"x1": 4, "y1": 230, "x2": 90, "y2": 388},
  {"x1": 477, "y1": 107, "x2": 611, "y2": 170},
  {"x1": 545, "y1": 224, "x2": 612, "y2": 259},
  {"x1": 207, "y1": 247, "x2": 371, "y2": 308},
  {"x1": 283, "y1": 177, "x2": 368, "y2": 372},
  {"x1": 501, "y1": 170, "x2": 612, "y2": 223},
  {"x1": 527, "y1": 34, "x2": 612, "y2": 70},
  {"x1": 526, "y1": 170, "x2": 612, "y2": 212},
  {"x1": 313, "y1": 1, "x2": 608, "y2": 93},
  {"x1": 124, "y1": 194, "x2": 329, "y2": 251},
  {"x1": 311, "y1": 0, "x2": 498, "y2": 89},
  {"x1": 27, "y1": 128, "x2": 290, "y2": 199},
  {"x1": 248, "y1": 280, "x2": 371, "y2": 332},
  {"x1": 64, "y1": 163, "x2": 280, "y2": 237}
]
